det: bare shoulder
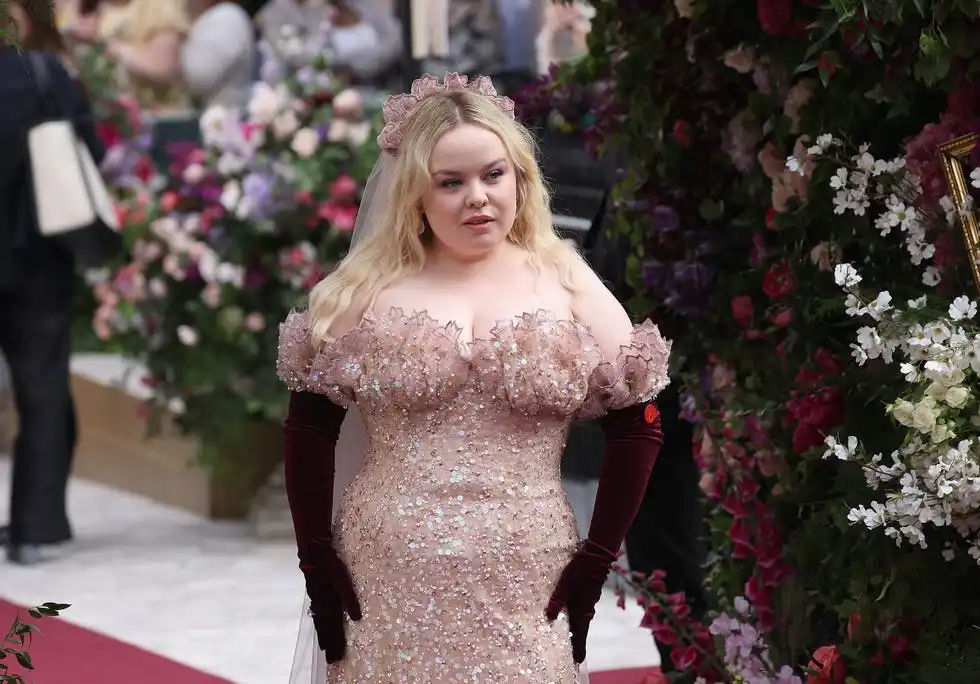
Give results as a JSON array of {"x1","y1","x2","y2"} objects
[{"x1": 569, "y1": 258, "x2": 634, "y2": 360}]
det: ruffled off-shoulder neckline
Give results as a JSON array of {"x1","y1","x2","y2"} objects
[{"x1": 277, "y1": 307, "x2": 671, "y2": 418}]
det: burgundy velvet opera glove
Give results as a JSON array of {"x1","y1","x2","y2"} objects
[
  {"x1": 547, "y1": 402, "x2": 664, "y2": 664},
  {"x1": 284, "y1": 391, "x2": 363, "y2": 664}
]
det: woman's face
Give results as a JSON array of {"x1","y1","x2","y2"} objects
[
  {"x1": 11, "y1": 4, "x2": 30, "y2": 44},
  {"x1": 421, "y1": 124, "x2": 518, "y2": 261}
]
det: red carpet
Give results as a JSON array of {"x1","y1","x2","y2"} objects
[
  {"x1": 591, "y1": 667, "x2": 665, "y2": 684},
  {"x1": 0, "y1": 599, "x2": 231, "y2": 684},
  {"x1": 0, "y1": 598, "x2": 660, "y2": 683}
]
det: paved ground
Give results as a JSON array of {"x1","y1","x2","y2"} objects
[{"x1": 0, "y1": 456, "x2": 659, "y2": 683}]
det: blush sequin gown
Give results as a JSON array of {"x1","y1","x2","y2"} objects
[{"x1": 277, "y1": 308, "x2": 671, "y2": 683}]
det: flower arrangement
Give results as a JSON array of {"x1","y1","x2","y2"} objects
[
  {"x1": 554, "y1": 0, "x2": 980, "y2": 681},
  {"x1": 86, "y1": 31, "x2": 379, "y2": 467},
  {"x1": 70, "y1": 42, "x2": 158, "y2": 350}
]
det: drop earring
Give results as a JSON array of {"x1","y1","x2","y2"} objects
[{"x1": 419, "y1": 217, "x2": 428, "y2": 235}]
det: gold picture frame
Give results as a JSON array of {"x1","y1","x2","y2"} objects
[{"x1": 938, "y1": 133, "x2": 980, "y2": 288}]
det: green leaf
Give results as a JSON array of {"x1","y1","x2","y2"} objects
[
  {"x1": 12, "y1": 652, "x2": 30, "y2": 671},
  {"x1": 818, "y1": 65, "x2": 832, "y2": 87}
]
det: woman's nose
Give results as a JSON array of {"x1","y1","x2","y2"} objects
[{"x1": 465, "y1": 184, "x2": 489, "y2": 208}]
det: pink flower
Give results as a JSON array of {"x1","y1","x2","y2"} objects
[
  {"x1": 770, "y1": 308, "x2": 793, "y2": 327},
  {"x1": 329, "y1": 175, "x2": 358, "y2": 201},
  {"x1": 318, "y1": 201, "x2": 358, "y2": 232},
  {"x1": 710, "y1": 363, "x2": 736, "y2": 392},
  {"x1": 244, "y1": 313, "x2": 266, "y2": 332},
  {"x1": 783, "y1": 79, "x2": 816, "y2": 134}
]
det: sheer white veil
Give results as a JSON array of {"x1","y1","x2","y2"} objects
[
  {"x1": 287, "y1": 74, "x2": 589, "y2": 684},
  {"x1": 287, "y1": 142, "x2": 394, "y2": 683}
]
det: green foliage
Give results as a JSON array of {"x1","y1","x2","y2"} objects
[
  {"x1": 554, "y1": 0, "x2": 980, "y2": 678},
  {"x1": 1, "y1": 603, "x2": 69, "y2": 683}
]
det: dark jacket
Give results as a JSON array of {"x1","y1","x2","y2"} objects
[{"x1": 0, "y1": 49, "x2": 105, "y2": 290}]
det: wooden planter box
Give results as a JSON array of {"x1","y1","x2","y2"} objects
[{"x1": 66, "y1": 354, "x2": 281, "y2": 520}]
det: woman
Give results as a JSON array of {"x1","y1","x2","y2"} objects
[
  {"x1": 0, "y1": 1, "x2": 105, "y2": 565},
  {"x1": 68, "y1": 0, "x2": 190, "y2": 113},
  {"x1": 276, "y1": 73, "x2": 670, "y2": 681}
]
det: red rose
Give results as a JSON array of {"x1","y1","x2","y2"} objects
[
  {"x1": 669, "y1": 645, "x2": 700, "y2": 671},
  {"x1": 757, "y1": 0, "x2": 793, "y2": 36},
  {"x1": 808, "y1": 645, "x2": 846, "y2": 684},
  {"x1": 731, "y1": 295, "x2": 755, "y2": 326},
  {"x1": 762, "y1": 260, "x2": 795, "y2": 298},
  {"x1": 95, "y1": 121, "x2": 122, "y2": 148}
]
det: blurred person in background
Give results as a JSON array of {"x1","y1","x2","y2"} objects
[
  {"x1": 327, "y1": 0, "x2": 401, "y2": 86},
  {"x1": 0, "y1": 0, "x2": 105, "y2": 565},
  {"x1": 256, "y1": 0, "x2": 400, "y2": 87},
  {"x1": 182, "y1": 0, "x2": 256, "y2": 109},
  {"x1": 419, "y1": 0, "x2": 502, "y2": 78},
  {"x1": 66, "y1": 0, "x2": 190, "y2": 114}
]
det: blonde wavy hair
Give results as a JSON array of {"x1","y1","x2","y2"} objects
[{"x1": 307, "y1": 89, "x2": 585, "y2": 343}]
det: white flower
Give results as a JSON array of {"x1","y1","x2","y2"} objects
[
  {"x1": 971, "y1": 167, "x2": 980, "y2": 189},
  {"x1": 912, "y1": 401, "x2": 938, "y2": 433},
  {"x1": 220, "y1": 180, "x2": 241, "y2": 211},
  {"x1": 945, "y1": 386, "x2": 971, "y2": 409},
  {"x1": 923, "y1": 266, "x2": 941, "y2": 287},
  {"x1": 950, "y1": 296, "x2": 977, "y2": 321},
  {"x1": 183, "y1": 163, "x2": 205, "y2": 184},
  {"x1": 291, "y1": 127, "x2": 320, "y2": 158},
  {"x1": 890, "y1": 399, "x2": 916, "y2": 427},
  {"x1": 786, "y1": 156, "x2": 805, "y2": 175},
  {"x1": 216, "y1": 153, "x2": 246, "y2": 176},
  {"x1": 345, "y1": 121, "x2": 372, "y2": 147},
  {"x1": 829, "y1": 168, "x2": 847, "y2": 190},
  {"x1": 199, "y1": 105, "x2": 231, "y2": 146},
  {"x1": 332, "y1": 88, "x2": 364, "y2": 118},
  {"x1": 247, "y1": 82, "x2": 283, "y2": 124},
  {"x1": 272, "y1": 111, "x2": 299, "y2": 139},
  {"x1": 823, "y1": 435, "x2": 858, "y2": 461},
  {"x1": 834, "y1": 263, "x2": 862, "y2": 288},
  {"x1": 177, "y1": 325, "x2": 199, "y2": 346}
]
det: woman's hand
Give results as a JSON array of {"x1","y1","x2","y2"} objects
[
  {"x1": 546, "y1": 539, "x2": 617, "y2": 663},
  {"x1": 308, "y1": 549, "x2": 363, "y2": 663}
]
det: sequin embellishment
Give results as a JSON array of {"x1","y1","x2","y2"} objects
[{"x1": 276, "y1": 308, "x2": 671, "y2": 682}]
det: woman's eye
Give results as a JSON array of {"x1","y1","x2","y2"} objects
[
  {"x1": 486, "y1": 169, "x2": 504, "y2": 181},
  {"x1": 441, "y1": 179, "x2": 461, "y2": 188}
]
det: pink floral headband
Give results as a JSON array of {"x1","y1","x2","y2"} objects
[{"x1": 377, "y1": 73, "x2": 516, "y2": 154}]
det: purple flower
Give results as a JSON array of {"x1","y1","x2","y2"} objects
[
  {"x1": 242, "y1": 172, "x2": 275, "y2": 220},
  {"x1": 649, "y1": 205, "x2": 680, "y2": 232},
  {"x1": 643, "y1": 258, "x2": 713, "y2": 315}
]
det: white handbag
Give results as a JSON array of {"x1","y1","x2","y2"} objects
[{"x1": 26, "y1": 52, "x2": 121, "y2": 268}]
